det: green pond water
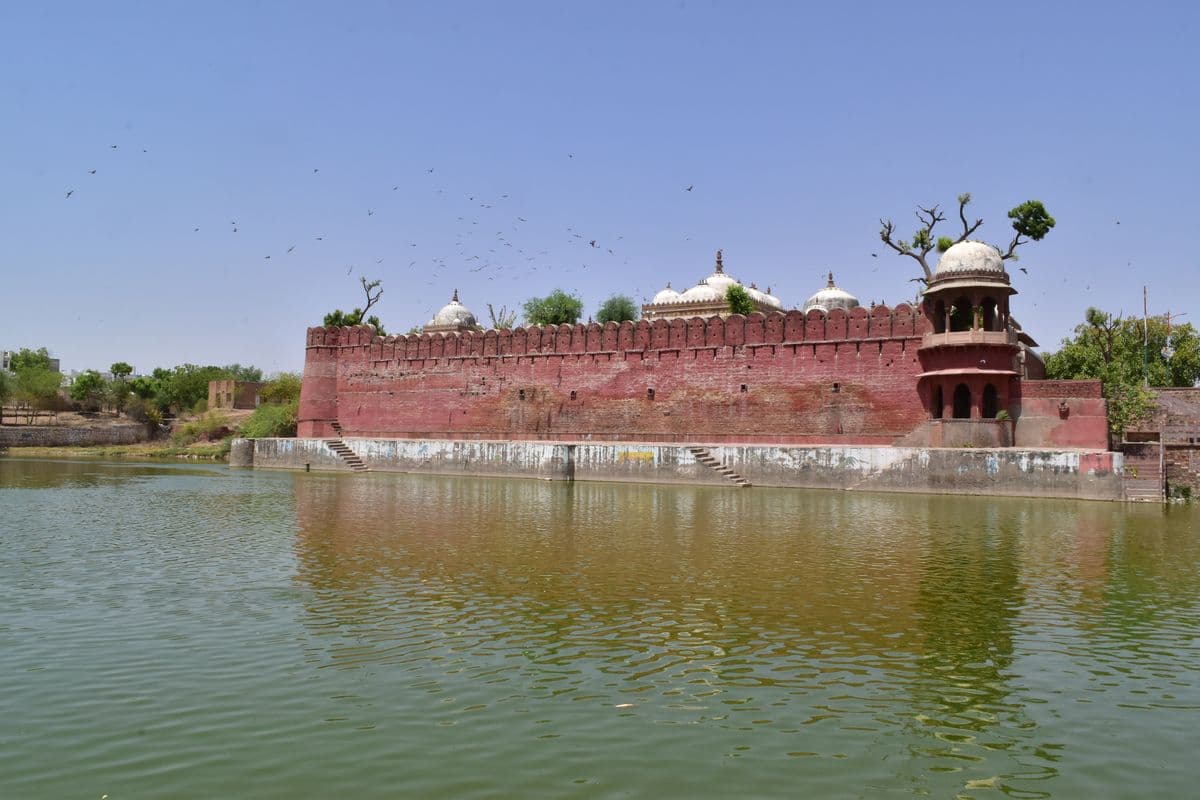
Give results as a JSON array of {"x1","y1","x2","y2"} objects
[{"x1": 2, "y1": 457, "x2": 1198, "y2": 798}]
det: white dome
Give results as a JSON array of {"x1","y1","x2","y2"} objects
[
  {"x1": 935, "y1": 240, "x2": 1005, "y2": 275},
  {"x1": 803, "y1": 272, "x2": 860, "y2": 312},
  {"x1": 680, "y1": 282, "x2": 723, "y2": 303},
  {"x1": 429, "y1": 290, "x2": 477, "y2": 328},
  {"x1": 746, "y1": 284, "x2": 783, "y2": 310},
  {"x1": 651, "y1": 283, "x2": 682, "y2": 304}
]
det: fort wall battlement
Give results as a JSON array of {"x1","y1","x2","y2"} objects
[{"x1": 298, "y1": 307, "x2": 934, "y2": 442}]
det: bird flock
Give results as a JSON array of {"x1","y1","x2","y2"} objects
[{"x1": 57, "y1": 143, "x2": 720, "y2": 319}]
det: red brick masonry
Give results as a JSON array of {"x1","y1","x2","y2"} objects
[{"x1": 298, "y1": 307, "x2": 1108, "y2": 449}]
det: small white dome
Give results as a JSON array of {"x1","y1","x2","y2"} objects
[
  {"x1": 680, "y1": 282, "x2": 723, "y2": 303},
  {"x1": 430, "y1": 289, "x2": 477, "y2": 328},
  {"x1": 803, "y1": 272, "x2": 860, "y2": 312},
  {"x1": 651, "y1": 283, "x2": 681, "y2": 304},
  {"x1": 935, "y1": 240, "x2": 1005, "y2": 275}
]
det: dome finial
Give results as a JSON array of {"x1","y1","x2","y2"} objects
[
  {"x1": 827, "y1": 271, "x2": 835, "y2": 287},
  {"x1": 452, "y1": 288, "x2": 459, "y2": 303},
  {"x1": 715, "y1": 249, "x2": 724, "y2": 273}
]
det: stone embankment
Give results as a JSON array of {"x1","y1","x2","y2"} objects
[
  {"x1": 232, "y1": 437, "x2": 1126, "y2": 502},
  {"x1": 0, "y1": 423, "x2": 149, "y2": 448}
]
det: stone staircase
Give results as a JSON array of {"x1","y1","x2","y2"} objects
[
  {"x1": 688, "y1": 446, "x2": 751, "y2": 488},
  {"x1": 325, "y1": 422, "x2": 369, "y2": 472},
  {"x1": 1123, "y1": 442, "x2": 1163, "y2": 502}
]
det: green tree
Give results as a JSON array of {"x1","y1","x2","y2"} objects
[
  {"x1": 14, "y1": 366, "x2": 63, "y2": 423},
  {"x1": 523, "y1": 289, "x2": 584, "y2": 326},
  {"x1": 1044, "y1": 307, "x2": 1200, "y2": 436},
  {"x1": 726, "y1": 284, "x2": 755, "y2": 316},
  {"x1": 110, "y1": 362, "x2": 134, "y2": 381},
  {"x1": 9, "y1": 347, "x2": 53, "y2": 372},
  {"x1": 260, "y1": 373, "x2": 302, "y2": 405},
  {"x1": 222, "y1": 363, "x2": 264, "y2": 382},
  {"x1": 322, "y1": 277, "x2": 386, "y2": 335},
  {"x1": 879, "y1": 193, "x2": 1055, "y2": 283},
  {"x1": 154, "y1": 364, "x2": 232, "y2": 413},
  {"x1": 70, "y1": 370, "x2": 108, "y2": 412},
  {"x1": 0, "y1": 369, "x2": 12, "y2": 424},
  {"x1": 596, "y1": 294, "x2": 639, "y2": 324}
]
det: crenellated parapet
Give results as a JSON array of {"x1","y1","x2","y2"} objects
[{"x1": 305, "y1": 306, "x2": 929, "y2": 364}]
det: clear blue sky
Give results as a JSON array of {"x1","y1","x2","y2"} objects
[{"x1": 2, "y1": 1, "x2": 1197, "y2": 375}]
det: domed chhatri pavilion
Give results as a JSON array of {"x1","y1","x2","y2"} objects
[
  {"x1": 916, "y1": 240, "x2": 1044, "y2": 422},
  {"x1": 642, "y1": 250, "x2": 783, "y2": 320},
  {"x1": 423, "y1": 289, "x2": 481, "y2": 334}
]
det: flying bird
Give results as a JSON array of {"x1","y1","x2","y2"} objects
[
  {"x1": 88, "y1": 169, "x2": 97, "y2": 175},
  {"x1": 65, "y1": 190, "x2": 74, "y2": 198},
  {"x1": 287, "y1": 245, "x2": 295, "y2": 253},
  {"x1": 110, "y1": 144, "x2": 118, "y2": 149},
  {"x1": 367, "y1": 209, "x2": 374, "y2": 216},
  {"x1": 1018, "y1": 267, "x2": 1028, "y2": 274},
  {"x1": 685, "y1": 185, "x2": 693, "y2": 192},
  {"x1": 871, "y1": 253, "x2": 878, "y2": 258}
]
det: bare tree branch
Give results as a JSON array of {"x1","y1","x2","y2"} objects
[
  {"x1": 879, "y1": 216, "x2": 934, "y2": 281},
  {"x1": 956, "y1": 194, "x2": 983, "y2": 242},
  {"x1": 360, "y1": 277, "x2": 383, "y2": 316},
  {"x1": 1000, "y1": 234, "x2": 1025, "y2": 261}
]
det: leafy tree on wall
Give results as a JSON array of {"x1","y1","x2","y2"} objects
[
  {"x1": 523, "y1": 289, "x2": 584, "y2": 326},
  {"x1": 725, "y1": 284, "x2": 755, "y2": 316},
  {"x1": 110, "y1": 362, "x2": 134, "y2": 381},
  {"x1": 323, "y1": 277, "x2": 386, "y2": 335},
  {"x1": 1044, "y1": 307, "x2": 1200, "y2": 436},
  {"x1": 596, "y1": 295, "x2": 639, "y2": 324},
  {"x1": 879, "y1": 193, "x2": 1056, "y2": 284}
]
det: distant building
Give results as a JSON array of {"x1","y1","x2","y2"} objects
[
  {"x1": 208, "y1": 380, "x2": 263, "y2": 410},
  {"x1": 642, "y1": 250, "x2": 784, "y2": 320}
]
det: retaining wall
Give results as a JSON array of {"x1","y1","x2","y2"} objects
[
  {"x1": 0, "y1": 423, "x2": 149, "y2": 447},
  {"x1": 235, "y1": 437, "x2": 1125, "y2": 501}
]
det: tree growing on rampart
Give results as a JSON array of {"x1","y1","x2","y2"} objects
[
  {"x1": 596, "y1": 295, "x2": 639, "y2": 324},
  {"x1": 725, "y1": 284, "x2": 755, "y2": 316},
  {"x1": 323, "y1": 276, "x2": 387, "y2": 335},
  {"x1": 523, "y1": 289, "x2": 583, "y2": 326},
  {"x1": 879, "y1": 193, "x2": 1056, "y2": 284}
]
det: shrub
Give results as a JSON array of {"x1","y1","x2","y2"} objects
[
  {"x1": 260, "y1": 373, "x2": 302, "y2": 405},
  {"x1": 173, "y1": 412, "x2": 232, "y2": 445},
  {"x1": 239, "y1": 400, "x2": 298, "y2": 438}
]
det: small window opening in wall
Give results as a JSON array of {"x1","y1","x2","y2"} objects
[
  {"x1": 832, "y1": 382, "x2": 840, "y2": 393},
  {"x1": 518, "y1": 389, "x2": 526, "y2": 400},
  {"x1": 647, "y1": 388, "x2": 655, "y2": 400},
  {"x1": 740, "y1": 384, "x2": 748, "y2": 393},
  {"x1": 570, "y1": 390, "x2": 577, "y2": 401}
]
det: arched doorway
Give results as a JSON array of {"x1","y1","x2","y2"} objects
[
  {"x1": 982, "y1": 383, "x2": 999, "y2": 419},
  {"x1": 981, "y1": 297, "x2": 998, "y2": 331},
  {"x1": 953, "y1": 383, "x2": 972, "y2": 419},
  {"x1": 950, "y1": 296, "x2": 972, "y2": 331},
  {"x1": 932, "y1": 385, "x2": 943, "y2": 419}
]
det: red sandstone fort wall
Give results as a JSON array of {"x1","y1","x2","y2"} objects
[{"x1": 298, "y1": 307, "x2": 935, "y2": 443}]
